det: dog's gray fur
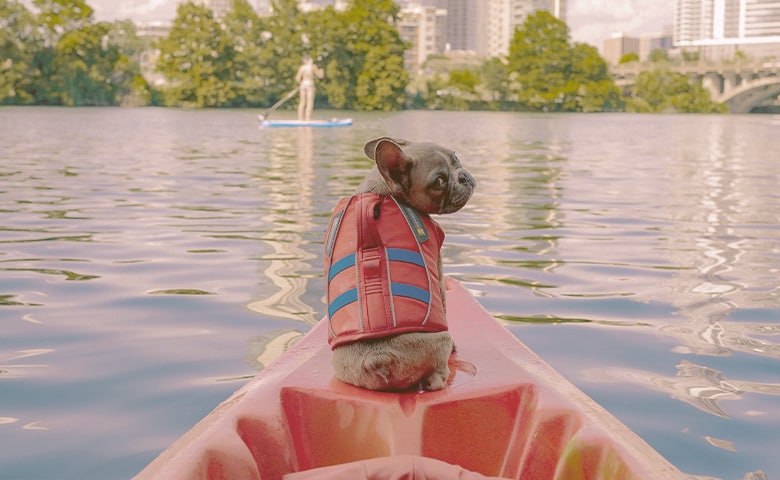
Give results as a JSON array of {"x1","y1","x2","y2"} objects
[{"x1": 331, "y1": 137, "x2": 475, "y2": 391}]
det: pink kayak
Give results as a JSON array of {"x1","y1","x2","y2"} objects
[{"x1": 135, "y1": 278, "x2": 688, "y2": 480}]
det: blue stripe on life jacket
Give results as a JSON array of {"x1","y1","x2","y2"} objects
[
  {"x1": 391, "y1": 283, "x2": 430, "y2": 304},
  {"x1": 328, "y1": 253, "x2": 355, "y2": 282},
  {"x1": 328, "y1": 283, "x2": 431, "y2": 319},
  {"x1": 386, "y1": 248, "x2": 425, "y2": 267},
  {"x1": 328, "y1": 288, "x2": 358, "y2": 318}
]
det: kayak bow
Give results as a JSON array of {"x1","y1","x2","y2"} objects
[{"x1": 135, "y1": 277, "x2": 687, "y2": 480}]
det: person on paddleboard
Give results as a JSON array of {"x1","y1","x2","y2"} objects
[{"x1": 296, "y1": 54, "x2": 324, "y2": 121}]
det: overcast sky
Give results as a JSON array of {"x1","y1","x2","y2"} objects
[{"x1": 84, "y1": 0, "x2": 674, "y2": 51}]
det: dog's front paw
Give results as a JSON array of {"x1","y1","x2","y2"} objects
[{"x1": 421, "y1": 366, "x2": 450, "y2": 391}]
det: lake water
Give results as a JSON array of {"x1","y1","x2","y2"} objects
[{"x1": 1, "y1": 107, "x2": 778, "y2": 479}]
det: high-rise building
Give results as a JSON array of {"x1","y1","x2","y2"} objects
[
  {"x1": 441, "y1": 0, "x2": 566, "y2": 57},
  {"x1": 442, "y1": 0, "x2": 479, "y2": 52},
  {"x1": 535, "y1": 0, "x2": 566, "y2": 23},
  {"x1": 602, "y1": 33, "x2": 640, "y2": 64},
  {"x1": 639, "y1": 29, "x2": 675, "y2": 61},
  {"x1": 475, "y1": 0, "x2": 535, "y2": 58},
  {"x1": 553, "y1": 0, "x2": 567, "y2": 22},
  {"x1": 399, "y1": 4, "x2": 448, "y2": 72},
  {"x1": 674, "y1": 0, "x2": 780, "y2": 59}
]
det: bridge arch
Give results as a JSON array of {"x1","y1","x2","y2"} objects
[
  {"x1": 717, "y1": 77, "x2": 780, "y2": 113},
  {"x1": 610, "y1": 62, "x2": 780, "y2": 113}
]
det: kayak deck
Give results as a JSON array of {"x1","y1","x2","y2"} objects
[
  {"x1": 259, "y1": 118, "x2": 352, "y2": 128},
  {"x1": 135, "y1": 278, "x2": 687, "y2": 480}
]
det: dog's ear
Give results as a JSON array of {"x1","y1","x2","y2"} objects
[
  {"x1": 371, "y1": 138, "x2": 413, "y2": 194},
  {"x1": 363, "y1": 137, "x2": 409, "y2": 160}
]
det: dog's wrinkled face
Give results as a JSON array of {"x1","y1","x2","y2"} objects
[{"x1": 364, "y1": 137, "x2": 476, "y2": 214}]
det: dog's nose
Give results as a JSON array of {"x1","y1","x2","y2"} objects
[{"x1": 458, "y1": 171, "x2": 475, "y2": 187}]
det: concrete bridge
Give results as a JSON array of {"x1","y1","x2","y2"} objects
[{"x1": 611, "y1": 62, "x2": 780, "y2": 113}]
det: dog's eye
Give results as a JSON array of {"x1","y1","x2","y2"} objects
[{"x1": 431, "y1": 174, "x2": 448, "y2": 190}]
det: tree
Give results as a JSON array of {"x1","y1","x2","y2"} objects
[
  {"x1": 648, "y1": 49, "x2": 669, "y2": 63},
  {"x1": 31, "y1": 0, "x2": 97, "y2": 104},
  {"x1": 321, "y1": 0, "x2": 409, "y2": 110},
  {"x1": 221, "y1": 0, "x2": 273, "y2": 106},
  {"x1": 507, "y1": 11, "x2": 622, "y2": 112},
  {"x1": 480, "y1": 58, "x2": 509, "y2": 103},
  {"x1": 152, "y1": 0, "x2": 408, "y2": 110},
  {"x1": 106, "y1": 20, "x2": 153, "y2": 106},
  {"x1": 157, "y1": 2, "x2": 236, "y2": 107},
  {"x1": 259, "y1": 0, "x2": 307, "y2": 105},
  {"x1": 33, "y1": 0, "x2": 93, "y2": 26},
  {"x1": 507, "y1": 11, "x2": 571, "y2": 110},
  {"x1": 680, "y1": 49, "x2": 700, "y2": 63},
  {"x1": 618, "y1": 52, "x2": 639, "y2": 64},
  {"x1": 52, "y1": 21, "x2": 126, "y2": 105},
  {"x1": 447, "y1": 69, "x2": 479, "y2": 95},
  {"x1": 569, "y1": 43, "x2": 623, "y2": 112},
  {"x1": 1, "y1": 0, "x2": 147, "y2": 105},
  {"x1": 0, "y1": 0, "x2": 41, "y2": 104},
  {"x1": 627, "y1": 64, "x2": 726, "y2": 113}
]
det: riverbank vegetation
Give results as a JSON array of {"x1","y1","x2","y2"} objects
[{"x1": 1, "y1": 0, "x2": 726, "y2": 113}]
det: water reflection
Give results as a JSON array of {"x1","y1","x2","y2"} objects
[
  {"x1": 551, "y1": 117, "x2": 780, "y2": 466},
  {"x1": 458, "y1": 117, "x2": 780, "y2": 475},
  {"x1": 2, "y1": 109, "x2": 778, "y2": 479},
  {"x1": 583, "y1": 360, "x2": 780, "y2": 419},
  {"x1": 0, "y1": 349, "x2": 53, "y2": 379},
  {"x1": 459, "y1": 132, "x2": 567, "y2": 298},
  {"x1": 658, "y1": 118, "x2": 780, "y2": 361},
  {"x1": 245, "y1": 127, "x2": 318, "y2": 368}
]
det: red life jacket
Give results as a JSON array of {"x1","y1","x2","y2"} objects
[{"x1": 324, "y1": 193, "x2": 447, "y2": 348}]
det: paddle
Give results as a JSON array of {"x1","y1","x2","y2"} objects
[{"x1": 258, "y1": 87, "x2": 300, "y2": 121}]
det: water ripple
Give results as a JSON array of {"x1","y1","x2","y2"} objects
[{"x1": 1, "y1": 109, "x2": 778, "y2": 479}]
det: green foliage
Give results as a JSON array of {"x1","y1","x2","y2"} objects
[
  {"x1": 107, "y1": 20, "x2": 152, "y2": 106},
  {"x1": 425, "y1": 75, "x2": 470, "y2": 111},
  {"x1": 222, "y1": 0, "x2": 272, "y2": 106},
  {"x1": 2, "y1": 0, "x2": 729, "y2": 114},
  {"x1": 508, "y1": 11, "x2": 571, "y2": 109},
  {"x1": 448, "y1": 69, "x2": 479, "y2": 94},
  {"x1": 480, "y1": 58, "x2": 509, "y2": 102},
  {"x1": 152, "y1": 0, "x2": 408, "y2": 110},
  {"x1": 619, "y1": 52, "x2": 639, "y2": 64},
  {"x1": 569, "y1": 43, "x2": 623, "y2": 112},
  {"x1": 506, "y1": 11, "x2": 621, "y2": 112},
  {"x1": 323, "y1": 0, "x2": 409, "y2": 110},
  {"x1": 33, "y1": 0, "x2": 94, "y2": 37},
  {"x1": 648, "y1": 49, "x2": 669, "y2": 63},
  {"x1": 626, "y1": 64, "x2": 727, "y2": 113},
  {"x1": 52, "y1": 22, "x2": 122, "y2": 105},
  {"x1": 1, "y1": 0, "x2": 147, "y2": 106},
  {"x1": 680, "y1": 49, "x2": 700, "y2": 63},
  {"x1": 156, "y1": 2, "x2": 235, "y2": 107},
  {"x1": 261, "y1": 0, "x2": 306, "y2": 103},
  {"x1": 1, "y1": 0, "x2": 41, "y2": 104}
]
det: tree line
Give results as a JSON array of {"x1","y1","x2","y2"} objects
[{"x1": 1, "y1": 0, "x2": 726, "y2": 113}]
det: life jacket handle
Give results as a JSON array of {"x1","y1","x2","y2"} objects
[{"x1": 357, "y1": 194, "x2": 384, "y2": 251}]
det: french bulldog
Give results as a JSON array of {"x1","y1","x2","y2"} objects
[{"x1": 326, "y1": 137, "x2": 475, "y2": 391}]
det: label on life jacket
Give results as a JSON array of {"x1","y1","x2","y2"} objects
[{"x1": 324, "y1": 193, "x2": 447, "y2": 348}]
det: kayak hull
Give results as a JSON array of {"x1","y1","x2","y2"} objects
[
  {"x1": 259, "y1": 118, "x2": 352, "y2": 128},
  {"x1": 135, "y1": 278, "x2": 687, "y2": 480}
]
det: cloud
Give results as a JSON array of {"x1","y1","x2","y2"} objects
[
  {"x1": 567, "y1": 0, "x2": 673, "y2": 49},
  {"x1": 91, "y1": 0, "x2": 180, "y2": 23}
]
